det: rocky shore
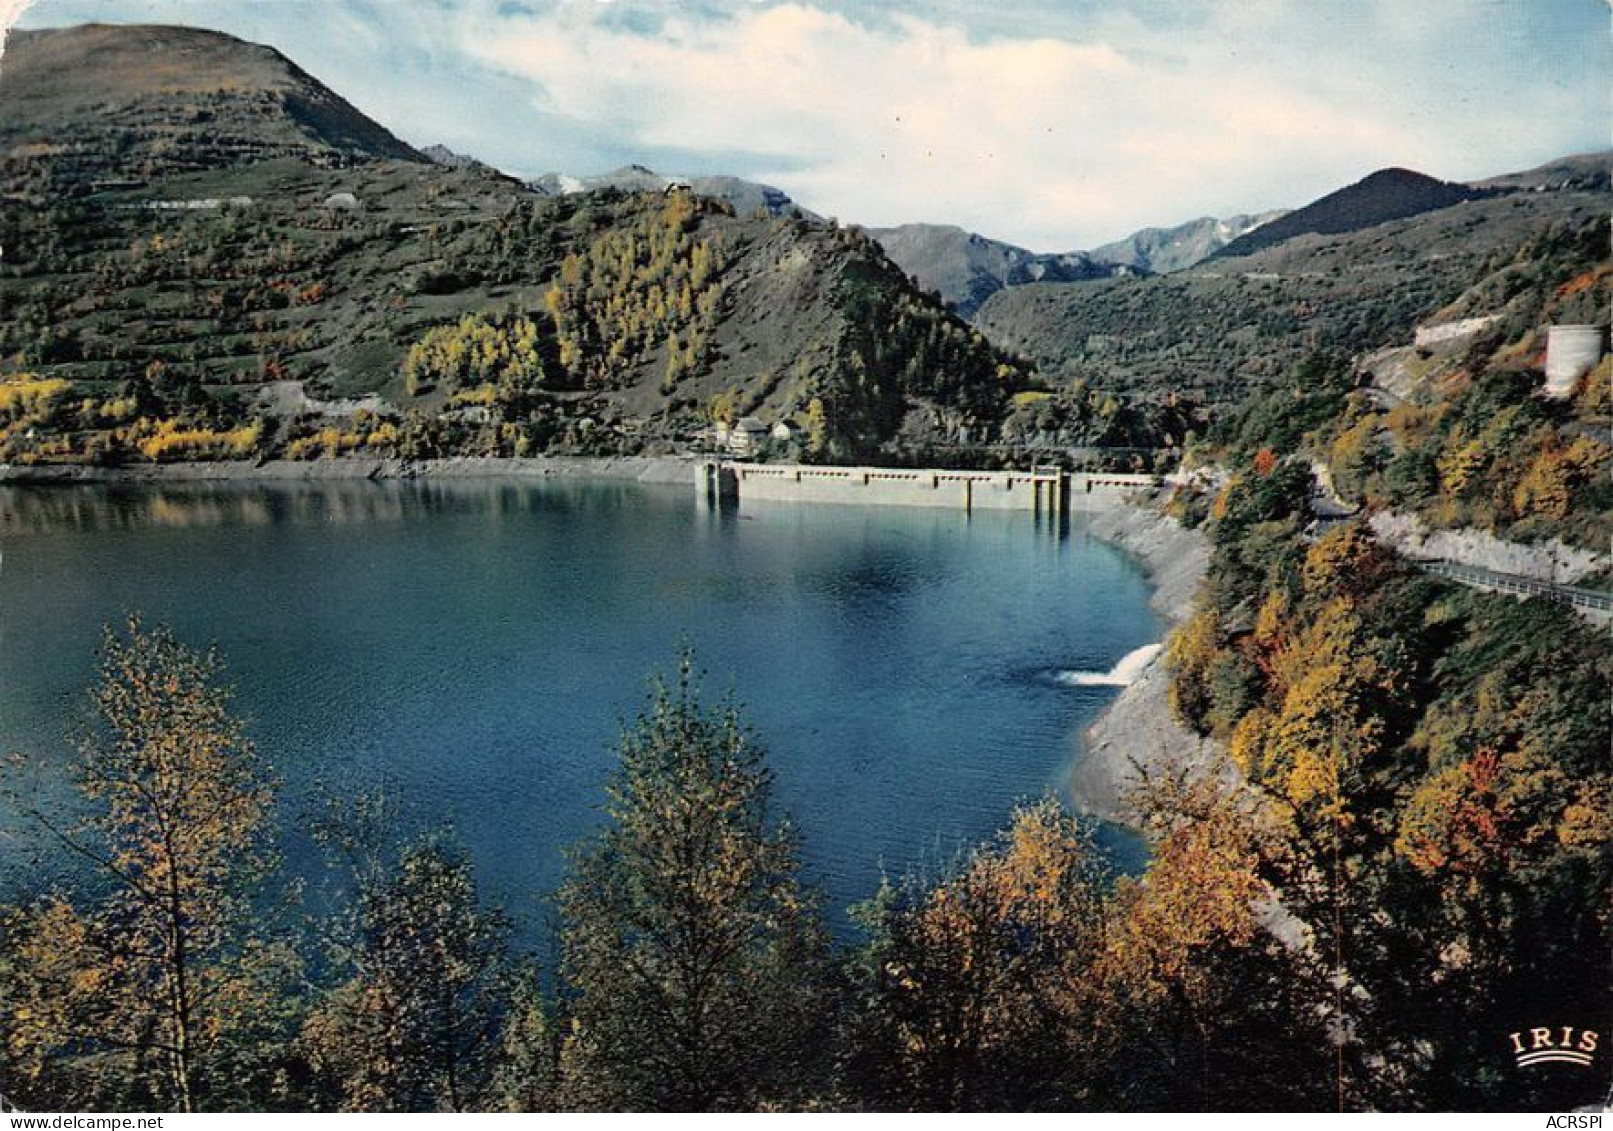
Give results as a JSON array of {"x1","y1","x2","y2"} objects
[{"x1": 1073, "y1": 503, "x2": 1217, "y2": 826}]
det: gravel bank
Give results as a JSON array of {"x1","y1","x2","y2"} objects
[{"x1": 1073, "y1": 504, "x2": 1217, "y2": 825}]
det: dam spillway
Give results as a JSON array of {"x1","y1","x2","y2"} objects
[{"x1": 699, "y1": 461, "x2": 1158, "y2": 513}]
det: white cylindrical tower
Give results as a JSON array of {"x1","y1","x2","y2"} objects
[{"x1": 1544, "y1": 325, "x2": 1604, "y2": 398}]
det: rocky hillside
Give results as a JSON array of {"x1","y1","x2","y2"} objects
[
  {"x1": 1086, "y1": 211, "x2": 1286, "y2": 275},
  {"x1": 1470, "y1": 150, "x2": 1609, "y2": 193},
  {"x1": 868, "y1": 211, "x2": 1283, "y2": 318},
  {"x1": 0, "y1": 24, "x2": 423, "y2": 195},
  {"x1": 1198, "y1": 210, "x2": 1610, "y2": 556},
  {"x1": 528, "y1": 165, "x2": 809, "y2": 221},
  {"x1": 1212, "y1": 167, "x2": 1483, "y2": 260},
  {"x1": 0, "y1": 24, "x2": 1026, "y2": 468},
  {"x1": 867, "y1": 224, "x2": 1125, "y2": 317}
]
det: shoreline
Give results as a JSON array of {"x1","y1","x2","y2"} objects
[
  {"x1": 5, "y1": 455, "x2": 1207, "y2": 829},
  {"x1": 0, "y1": 454, "x2": 700, "y2": 486},
  {"x1": 1070, "y1": 503, "x2": 1215, "y2": 827}
]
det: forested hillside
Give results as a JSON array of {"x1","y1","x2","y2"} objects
[
  {"x1": 1144, "y1": 207, "x2": 1610, "y2": 1097},
  {"x1": 1210, "y1": 218, "x2": 1611, "y2": 552},
  {"x1": 1157, "y1": 459, "x2": 1609, "y2": 1111},
  {"x1": 5, "y1": 26, "x2": 1603, "y2": 474},
  {"x1": 975, "y1": 164, "x2": 1607, "y2": 410},
  {"x1": 0, "y1": 25, "x2": 1029, "y2": 467}
]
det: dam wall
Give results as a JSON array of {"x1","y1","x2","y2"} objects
[
  {"x1": 699, "y1": 462, "x2": 1157, "y2": 513},
  {"x1": 3, "y1": 455, "x2": 1159, "y2": 516}
]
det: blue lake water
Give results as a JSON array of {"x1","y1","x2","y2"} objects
[{"x1": 0, "y1": 478, "x2": 1159, "y2": 932}]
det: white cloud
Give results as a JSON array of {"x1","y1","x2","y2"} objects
[
  {"x1": 453, "y1": 1, "x2": 1600, "y2": 250},
  {"x1": 1, "y1": 0, "x2": 40, "y2": 58},
  {"x1": 1, "y1": 0, "x2": 36, "y2": 27},
  {"x1": 13, "y1": 1, "x2": 1608, "y2": 249}
]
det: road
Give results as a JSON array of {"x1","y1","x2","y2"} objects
[{"x1": 1415, "y1": 558, "x2": 1613, "y2": 614}]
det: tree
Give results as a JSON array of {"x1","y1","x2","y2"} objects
[
  {"x1": 845, "y1": 801, "x2": 1107, "y2": 1111},
  {"x1": 1089, "y1": 768, "x2": 1336, "y2": 1111},
  {"x1": 302, "y1": 810, "x2": 513, "y2": 1113},
  {"x1": 491, "y1": 967, "x2": 561, "y2": 1112},
  {"x1": 1, "y1": 618, "x2": 292, "y2": 1112},
  {"x1": 556, "y1": 656, "x2": 832, "y2": 1110},
  {"x1": 1166, "y1": 608, "x2": 1223, "y2": 732},
  {"x1": 803, "y1": 397, "x2": 829, "y2": 459}
]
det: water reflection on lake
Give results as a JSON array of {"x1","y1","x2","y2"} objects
[{"x1": 0, "y1": 478, "x2": 1157, "y2": 933}]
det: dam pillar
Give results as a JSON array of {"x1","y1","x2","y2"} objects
[
  {"x1": 1053, "y1": 469, "x2": 1070, "y2": 540},
  {"x1": 698, "y1": 461, "x2": 738, "y2": 509},
  {"x1": 1030, "y1": 467, "x2": 1067, "y2": 519}
]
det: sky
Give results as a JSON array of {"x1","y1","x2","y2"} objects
[{"x1": 4, "y1": 0, "x2": 1608, "y2": 250}]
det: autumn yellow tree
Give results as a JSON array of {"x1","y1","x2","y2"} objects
[
  {"x1": 846, "y1": 801, "x2": 1107, "y2": 1110},
  {"x1": 1089, "y1": 768, "x2": 1336, "y2": 1110},
  {"x1": 2, "y1": 618, "x2": 293, "y2": 1112}
]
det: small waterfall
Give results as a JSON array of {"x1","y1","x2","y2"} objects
[{"x1": 1053, "y1": 642, "x2": 1162, "y2": 687}]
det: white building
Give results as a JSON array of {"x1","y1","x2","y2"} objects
[
  {"x1": 1544, "y1": 325, "x2": 1604, "y2": 399},
  {"x1": 727, "y1": 417, "x2": 769, "y2": 455}
]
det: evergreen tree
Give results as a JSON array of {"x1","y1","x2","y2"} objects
[{"x1": 556, "y1": 656, "x2": 833, "y2": 1110}]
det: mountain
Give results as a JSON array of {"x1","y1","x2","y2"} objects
[
  {"x1": 420, "y1": 143, "x2": 491, "y2": 172},
  {"x1": 1212, "y1": 167, "x2": 1484, "y2": 259},
  {"x1": 528, "y1": 164, "x2": 810, "y2": 221},
  {"x1": 0, "y1": 24, "x2": 422, "y2": 193},
  {"x1": 975, "y1": 158, "x2": 1604, "y2": 405},
  {"x1": 0, "y1": 24, "x2": 1024, "y2": 466},
  {"x1": 867, "y1": 224, "x2": 1129, "y2": 318},
  {"x1": 1087, "y1": 211, "x2": 1287, "y2": 275},
  {"x1": 1469, "y1": 149, "x2": 1610, "y2": 194},
  {"x1": 869, "y1": 211, "x2": 1290, "y2": 319}
]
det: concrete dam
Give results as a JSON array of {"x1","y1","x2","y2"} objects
[{"x1": 699, "y1": 462, "x2": 1159, "y2": 514}]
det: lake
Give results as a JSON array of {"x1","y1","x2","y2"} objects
[{"x1": 0, "y1": 478, "x2": 1159, "y2": 932}]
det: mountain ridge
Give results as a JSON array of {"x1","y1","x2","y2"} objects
[
  {"x1": 975, "y1": 168, "x2": 1604, "y2": 406},
  {"x1": 527, "y1": 164, "x2": 812, "y2": 222},
  {"x1": 0, "y1": 21, "x2": 1604, "y2": 469},
  {"x1": 1087, "y1": 211, "x2": 1288, "y2": 274},
  {"x1": 1212, "y1": 166, "x2": 1484, "y2": 259},
  {"x1": 0, "y1": 23, "x2": 423, "y2": 190},
  {"x1": 865, "y1": 223, "x2": 1128, "y2": 318},
  {"x1": 0, "y1": 22, "x2": 1028, "y2": 466},
  {"x1": 865, "y1": 210, "x2": 1296, "y2": 318}
]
